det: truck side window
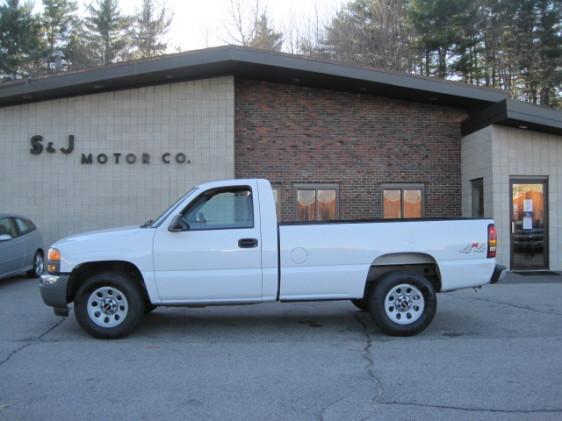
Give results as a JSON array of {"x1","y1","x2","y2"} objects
[{"x1": 182, "y1": 186, "x2": 254, "y2": 230}]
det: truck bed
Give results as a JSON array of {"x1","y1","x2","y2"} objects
[{"x1": 278, "y1": 218, "x2": 495, "y2": 300}]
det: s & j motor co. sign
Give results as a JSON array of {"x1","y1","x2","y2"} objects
[{"x1": 29, "y1": 135, "x2": 191, "y2": 165}]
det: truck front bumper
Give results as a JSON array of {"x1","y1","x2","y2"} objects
[
  {"x1": 490, "y1": 264, "x2": 507, "y2": 284},
  {"x1": 40, "y1": 273, "x2": 70, "y2": 317}
]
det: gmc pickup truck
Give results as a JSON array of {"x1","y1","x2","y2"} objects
[{"x1": 40, "y1": 178, "x2": 504, "y2": 339}]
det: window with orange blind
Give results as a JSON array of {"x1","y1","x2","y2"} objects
[
  {"x1": 295, "y1": 185, "x2": 338, "y2": 221},
  {"x1": 382, "y1": 185, "x2": 424, "y2": 219}
]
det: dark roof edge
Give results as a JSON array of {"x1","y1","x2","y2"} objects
[
  {"x1": 0, "y1": 45, "x2": 560, "y2": 136},
  {"x1": 227, "y1": 47, "x2": 507, "y2": 102},
  {"x1": 506, "y1": 99, "x2": 562, "y2": 129}
]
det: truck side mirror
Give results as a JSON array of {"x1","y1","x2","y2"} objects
[
  {"x1": 0, "y1": 234, "x2": 12, "y2": 241},
  {"x1": 168, "y1": 214, "x2": 189, "y2": 232}
]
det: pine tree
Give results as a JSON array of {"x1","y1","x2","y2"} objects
[
  {"x1": 41, "y1": 0, "x2": 77, "y2": 52},
  {"x1": 130, "y1": 0, "x2": 173, "y2": 58},
  {"x1": 248, "y1": 13, "x2": 283, "y2": 51},
  {"x1": 534, "y1": 0, "x2": 561, "y2": 106},
  {"x1": 66, "y1": 26, "x2": 99, "y2": 70},
  {"x1": 0, "y1": 0, "x2": 41, "y2": 78},
  {"x1": 40, "y1": 0, "x2": 78, "y2": 72},
  {"x1": 409, "y1": 0, "x2": 475, "y2": 78},
  {"x1": 85, "y1": 0, "x2": 131, "y2": 65},
  {"x1": 322, "y1": 0, "x2": 415, "y2": 72}
]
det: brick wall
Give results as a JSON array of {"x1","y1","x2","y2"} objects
[{"x1": 235, "y1": 80, "x2": 467, "y2": 221}]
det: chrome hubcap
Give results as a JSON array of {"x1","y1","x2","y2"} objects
[
  {"x1": 384, "y1": 283, "x2": 425, "y2": 325},
  {"x1": 87, "y1": 286, "x2": 128, "y2": 328}
]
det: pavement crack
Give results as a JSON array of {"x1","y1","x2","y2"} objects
[
  {"x1": 0, "y1": 317, "x2": 66, "y2": 368},
  {"x1": 452, "y1": 295, "x2": 562, "y2": 317},
  {"x1": 378, "y1": 400, "x2": 562, "y2": 414},
  {"x1": 37, "y1": 317, "x2": 66, "y2": 340},
  {"x1": 317, "y1": 313, "x2": 385, "y2": 421},
  {"x1": 318, "y1": 392, "x2": 355, "y2": 421},
  {"x1": 0, "y1": 343, "x2": 33, "y2": 368},
  {"x1": 353, "y1": 312, "x2": 384, "y2": 403}
]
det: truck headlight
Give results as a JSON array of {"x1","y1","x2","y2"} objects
[{"x1": 47, "y1": 248, "x2": 61, "y2": 273}]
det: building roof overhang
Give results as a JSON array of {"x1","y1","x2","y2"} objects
[{"x1": 1, "y1": 45, "x2": 560, "y2": 136}]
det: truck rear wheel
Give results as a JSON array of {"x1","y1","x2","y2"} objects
[
  {"x1": 74, "y1": 272, "x2": 145, "y2": 339},
  {"x1": 368, "y1": 271, "x2": 436, "y2": 336}
]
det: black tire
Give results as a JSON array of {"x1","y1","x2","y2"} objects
[
  {"x1": 351, "y1": 298, "x2": 369, "y2": 312},
  {"x1": 74, "y1": 272, "x2": 145, "y2": 339},
  {"x1": 145, "y1": 304, "x2": 157, "y2": 314},
  {"x1": 368, "y1": 271, "x2": 436, "y2": 337},
  {"x1": 26, "y1": 250, "x2": 44, "y2": 278}
]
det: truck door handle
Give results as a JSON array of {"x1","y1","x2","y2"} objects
[{"x1": 238, "y1": 238, "x2": 258, "y2": 248}]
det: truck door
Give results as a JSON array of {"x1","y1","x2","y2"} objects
[{"x1": 153, "y1": 183, "x2": 263, "y2": 302}]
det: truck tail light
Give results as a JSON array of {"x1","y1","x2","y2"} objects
[{"x1": 487, "y1": 224, "x2": 497, "y2": 258}]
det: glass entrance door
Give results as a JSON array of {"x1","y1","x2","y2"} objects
[{"x1": 510, "y1": 178, "x2": 548, "y2": 270}]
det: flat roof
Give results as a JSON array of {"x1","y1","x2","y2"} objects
[{"x1": 1, "y1": 45, "x2": 560, "y2": 136}]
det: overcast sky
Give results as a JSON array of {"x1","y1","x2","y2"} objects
[{"x1": 73, "y1": 0, "x2": 347, "y2": 52}]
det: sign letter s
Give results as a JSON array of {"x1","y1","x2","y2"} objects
[{"x1": 30, "y1": 135, "x2": 43, "y2": 155}]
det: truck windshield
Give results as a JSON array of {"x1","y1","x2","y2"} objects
[{"x1": 142, "y1": 188, "x2": 197, "y2": 228}]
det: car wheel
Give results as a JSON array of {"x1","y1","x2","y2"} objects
[
  {"x1": 368, "y1": 271, "x2": 436, "y2": 336},
  {"x1": 27, "y1": 250, "x2": 44, "y2": 278},
  {"x1": 350, "y1": 298, "x2": 369, "y2": 312},
  {"x1": 74, "y1": 272, "x2": 145, "y2": 339}
]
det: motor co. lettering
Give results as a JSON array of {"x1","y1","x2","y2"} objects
[{"x1": 29, "y1": 135, "x2": 191, "y2": 165}]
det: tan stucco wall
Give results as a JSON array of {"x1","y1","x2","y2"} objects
[
  {"x1": 462, "y1": 124, "x2": 562, "y2": 270},
  {"x1": 0, "y1": 76, "x2": 235, "y2": 246}
]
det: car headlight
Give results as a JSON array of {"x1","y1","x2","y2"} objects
[{"x1": 47, "y1": 248, "x2": 61, "y2": 273}]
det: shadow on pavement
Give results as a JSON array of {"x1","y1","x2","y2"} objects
[{"x1": 501, "y1": 271, "x2": 562, "y2": 284}]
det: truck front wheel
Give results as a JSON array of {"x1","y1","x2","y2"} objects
[
  {"x1": 350, "y1": 299, "x2": 369, "y2": 312},
  {"x1": 74, "y1": 272, "x2": 145, "y2": 339},
  {"x1": 368, "y1": 271, "x2": 436, "y2": 336}
]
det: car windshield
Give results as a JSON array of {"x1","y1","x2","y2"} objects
[{"x1": 141, "y1": 188, "x2": 197, "y2": 228}]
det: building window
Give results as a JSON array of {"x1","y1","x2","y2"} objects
[
  {"x1": 382, "y1": 184, "x2": 424, "y2": 219},
  {"x1": 471, "y1": 178, "x2": 484, "y2": 218},
  {"x1": 295, "y1": 184, "x2": 338, "y2": 221}
]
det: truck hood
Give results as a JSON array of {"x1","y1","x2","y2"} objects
[
  {"x1": 52, "y1": 225, "x2": 156, "y2": 272},
  {"x1": 54, "y1": 226, "x2": 142, "y2": 245}
]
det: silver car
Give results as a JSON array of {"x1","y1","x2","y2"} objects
[{"x1": 0, "y1": 214, "x2": 44, "y2": 280}]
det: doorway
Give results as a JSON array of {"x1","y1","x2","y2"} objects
[{"x1": 510, "y1": 177, "x2": 548, "y2": 270}]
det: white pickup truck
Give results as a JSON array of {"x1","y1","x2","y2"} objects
[{"x1": 40, "y1": 178, "x2": 504, "y2": 339}]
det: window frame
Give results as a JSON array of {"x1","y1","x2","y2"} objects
[
  {"x1": 381, "y1": 183, "x2": 425, "y2": 219},
  {"x1": 294, "y1": 183, "x2": 340, "y2": 222},
  {"x1": 178, "y1": 185, "x2": 255, "y2": 231}
]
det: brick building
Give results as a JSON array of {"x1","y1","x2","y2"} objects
[{"x1": 1, "y1": 46, "x2": 561, "y2": 271}]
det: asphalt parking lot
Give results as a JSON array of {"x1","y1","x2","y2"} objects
[{"x1": 1, "y1": 273, "x2": 562, "y2": 420}]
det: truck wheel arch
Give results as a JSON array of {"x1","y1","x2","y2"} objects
[
  {"x1": 67, "y1": 261, "x2": 149, "y2": 304},
  {"x1": 364, "y1": 252, "x2": 442, "y2": 296}
]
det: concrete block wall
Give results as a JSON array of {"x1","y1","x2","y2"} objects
[
  {"x1": 491, "y1": 125, "x2": 562, "y2": 271},
  {"x1": 0, "y1": 76, "x2": 235, "y2": 246},
  {"x1": 462, "y1": 124, "x2": 562, "y2": 270},
  {"x1": 461, "y1": 126, "x2": 494, "y2": 219}
]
